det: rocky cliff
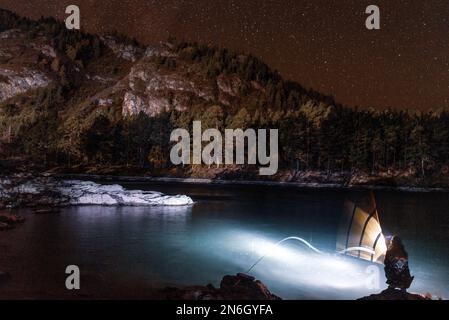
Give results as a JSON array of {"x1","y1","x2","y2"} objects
[
  {"x1": 0, "y1": 8, "x2": 332, "y2": 128},
  {"x1": 0, "y1": 28, "x2": 53, "y2": 102}
]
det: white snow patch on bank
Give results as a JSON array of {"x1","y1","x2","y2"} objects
[
  {"x1": 0, "y1": 177, "x2": 193, "y2": 207},
  {"x1": 57, "y1": 180, "x2": 194, "y2": 206}
]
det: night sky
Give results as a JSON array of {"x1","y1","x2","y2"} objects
[{"x1": 0, "y1": 0, "x2": 448, "y2": 111}]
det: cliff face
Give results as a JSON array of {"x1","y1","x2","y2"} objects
[
  {"x1": 105, "y1": 41, "x2": 271, "y2": 118},
  {"x1": 0, "y1": 22, "x2": 211, "y2": 117},
  {"x1": 0, "y1": 29, "x2": 52, "y2": 102},
  {"x1": 121, "y1": 55, "x2": 248, "y2": 117}
]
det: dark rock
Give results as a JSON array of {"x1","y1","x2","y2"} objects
[
  {"x1": 161, "y1": 273, "x2": 281, "y2": 300},
  {"x1": 359, "y1": 288, "x2": 430, "y2": 300},
  {"x1": 220, "y1": 273, "x2": 280, "y2": 300}
]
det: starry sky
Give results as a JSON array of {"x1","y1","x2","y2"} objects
[{"x1": 0, "y1": 0, "x2": 448, "y2": 111}]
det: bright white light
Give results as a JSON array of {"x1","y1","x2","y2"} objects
[{"x1": 225, "y1": 231, "x2": 382, "y2": 293}]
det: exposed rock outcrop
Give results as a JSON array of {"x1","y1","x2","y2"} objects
[
  {"x1": 122, "y1": 91, "x2": 148, "y2": 115},
  {"x1": 31, "y1": 43, "x2": 56, "y2": 58},
  {"x1": 122, "y1": 58, "x2": 216, "y2": 116},
  {"x1": 0, "y1": 68, "x2": 50, "y2": 102},
  {"x1": 145, "y1": 44, "x2": 177, "y2": 59},
  {"x1": 162, "y1": 273, "x2": 281, "y2": 300},
  {"x1": 101, "y1": 35, "x2": 144, "y2": 62},
  {"x1": 0, "y1": 28, "x2": 55, "y2": 103}
]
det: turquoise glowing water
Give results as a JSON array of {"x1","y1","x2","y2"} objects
[{"x1": 1, "y1": 182, "x2": 448, "y2": 299}]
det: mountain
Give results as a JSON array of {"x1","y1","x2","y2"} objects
[
  {"x1": 0, "y1": 8, "x2": 335, "y2": 116},
  {"x1": 1, "y1": 8, "x2": 449, "y2": 188},
  {"x1": 0, "y1": 9, "x2": 333, "y2": 165}
]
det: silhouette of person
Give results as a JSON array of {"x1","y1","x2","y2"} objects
[{"x1": 384, "y1": 236, "x2": 414, "y2": 291}]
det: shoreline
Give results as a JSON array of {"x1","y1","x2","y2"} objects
[
  {"x1": 52, "y1": 173, "x2": 449, "y2": 193},
  {"x1": 2, "y1": 171, "x2": 448, "y2": 210}
]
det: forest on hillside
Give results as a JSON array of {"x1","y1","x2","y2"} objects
[{"x1": 1, "y1": 8, "x2": 449, "y2": 185}]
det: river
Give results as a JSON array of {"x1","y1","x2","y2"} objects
[{"x1": 0, "y1": 181, "x2": 448, "y2": 299}]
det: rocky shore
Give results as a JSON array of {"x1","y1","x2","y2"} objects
[
  {"x1": 161, "y1": 274, "x2": 434, "y2": 300},
  {"x1": 2, "y1": 157, "x2": 448, "y2": 193},
  {"x1": 161, "y1": 273, "x2": 281, "y2": 300},
  {"x1": 0, "y1": 267, "x2": 436, "y2": 300}
]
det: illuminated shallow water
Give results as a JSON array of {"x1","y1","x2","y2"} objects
[{"x1": 1, "y1": 181, "x2": 448, "y2": 299}]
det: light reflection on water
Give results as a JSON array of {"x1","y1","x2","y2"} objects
[{"x1": 0, "y1": 182, "x2": 448, "y2": 299}]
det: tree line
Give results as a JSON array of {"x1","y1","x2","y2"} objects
[{"x1": 11, "y1": 104, "x2": 444, "y2": 179}]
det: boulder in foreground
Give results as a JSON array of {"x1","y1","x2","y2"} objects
[{"x1": 162, "y1": 273, "x2": 281, "y2": 300}]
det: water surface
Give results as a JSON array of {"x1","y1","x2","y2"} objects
[{"x1": 1, "y1": 182, "x2": 448, "y2": 299}]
